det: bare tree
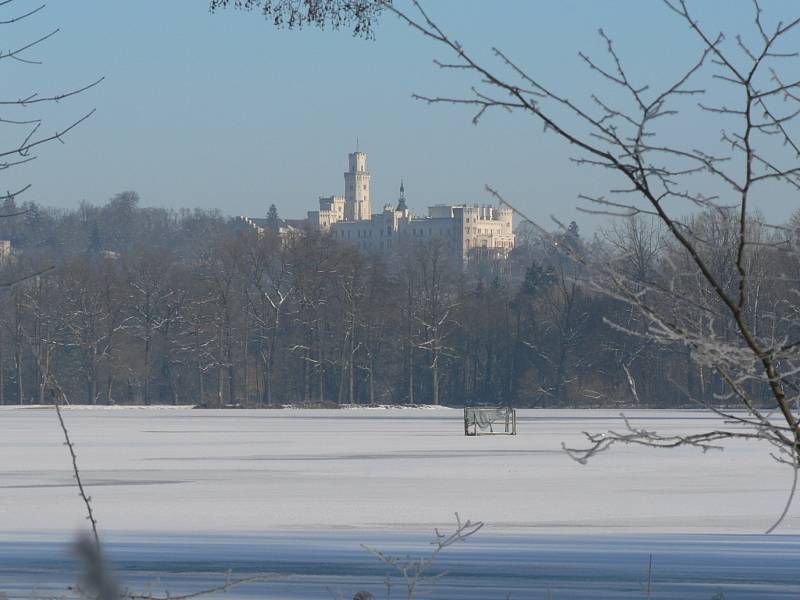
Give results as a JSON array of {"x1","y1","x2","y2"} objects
[
  {"x1": 125, "y1": 252, "x2": 176, "y2": 405},
  {"x1": 600, "y1": 216, "x2": 666, "y2": 403},
  {"x1": 214, "y1": 0, "x2": 800, "y2": 528},
  {"x1": 209, "y1": 0, "x2": 386, "y2": 39},
  {"x1": 412, "y1": 239, "x2": 457, "y2": 406},
  {"x1": 538, "y1": 262, "x2": 590, "y2": 406},
  {"x1": 0, "y1": 0, "x2": 101, "y2": 409},
  {"x1": 361, "y1": 513, "x2": 483, "y2": 600},
  {"x1": 239, "y1": 229, "x2": 293, "y2": 405},
  {"x1": 57, "y1": 258, "x2": 110, "y2": 405},
  {"x1": 1, "y1": 0, "x2": 102, "y2": 208},
  {"x1": 370, "y1": 0, "x2": 800, "y2": 529}
]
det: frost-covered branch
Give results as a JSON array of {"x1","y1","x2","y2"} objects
[{"x1": 361, "y1": 513, "x2": 483, "y2": 600}]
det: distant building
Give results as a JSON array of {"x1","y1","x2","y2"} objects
[
  {"x1": 241, "y1": 149, "x2": 516, "y2": 266},
  {"x1": 307, "y1": 195, "x2": 345, "y2": 230},
  {"x1": 311, "y1": 150, "x2": 515, "y2": 265},
  {"x1": 344, "y1": 151, "x2": 371, "y2": 221},
  {"x1": 236, "y1": 215, "x2": 305, "y2": 239}
]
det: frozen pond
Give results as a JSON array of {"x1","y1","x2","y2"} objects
[
  {"x1": 1, "y1": 406, "x2": 797, "y2": 535},
  {"x1": 2, "y1": 532, "x2": 799, "y2": 599},
  {"x1": 1, "y1": 406, "x2": 799, "y2": 597}
]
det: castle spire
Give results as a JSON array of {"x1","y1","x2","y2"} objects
[{"x1": 396, "y1": 177, "x2": 408, "y2": 212}]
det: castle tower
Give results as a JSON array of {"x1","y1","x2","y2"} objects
[
  {"x1": 395, "y1": 178, "x2": 409, "y2": 218},
  {"x1": 344, "y1": 150, "x2": 371, "y2": 221}
]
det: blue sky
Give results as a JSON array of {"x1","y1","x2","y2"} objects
[{"x1": 4, "y1": 1, "x2": 799, "y2": 231}]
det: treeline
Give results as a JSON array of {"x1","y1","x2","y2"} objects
[{"x1": 0, "y1": 192, "x2": 795, "y2": 407}]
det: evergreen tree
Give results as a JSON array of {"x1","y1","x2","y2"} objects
[
  {"x1": 521, "y1": 261, "x2": 553, "y2": 297},
  {"x1": 568, "y1": 220, "x2": 579, "y2": 239},
  {"x1": 266, "y1": 204, "x2": 280, "y2": 231}
]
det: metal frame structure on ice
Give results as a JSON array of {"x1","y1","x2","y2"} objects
[{"x1": 463, "y1": 406, "x2": 517, "y2": 436}]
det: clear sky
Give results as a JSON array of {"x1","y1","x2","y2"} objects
[{"x1": 4, "y1": 1, "x2": 799, "y2": 230}]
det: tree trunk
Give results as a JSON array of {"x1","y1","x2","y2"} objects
[
  {"x1": 303, "y1": 329, "x2": 311, "y2": 404},
  {"x1": 337, "y1": 334, "x2": 347, "y2": 405},
  {"x1": 242, "y1": 312, "x2": 250, "y2": 407},
  {"x1": 0, "y1": 332, "x2": 4, "y2": 406},
  {"x1": 265, "y1": 307, "x2": 280, "y2": 406},
  {"x1": 225, "y1": 315, "x2": 235, "y2": 405},
  {"x1": 432, "y1": 349, "x2": 439, "y2": 406},
  {"x1": 217, "y1": 323, "x2": 225, "y2": 406},
  {"x1": 198, "y1": 365, "x2": 205, "y2": 406},
  {"x1": 368, "y1": 353, "x2": 375, "y2": 405},
  {"x1": 106, "y1": 374, "x2": 114, "y2": 405},
  {"x1": 15, "y1": 340, "x2": 22, "y2": 405},
  {"x1": 261, "y1": 350, "x2": 270, "y2": 406},
  {"x1": 408, "y1": 343, "x2": 414, "y2": 405},
  {"x1": 90, "y1": 345, "x2": 98, "y2": 405},
  {"x1": 143, "y1": 334, "x2": 151, "y2": 405},
  {"x1": 317, "y1": 324, "x2": 324, "y2": 404},
  {"x1": 349, "y1": 322, "x2": 355, "y2": 405}
]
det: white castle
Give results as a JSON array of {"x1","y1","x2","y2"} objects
[{"x1": 305, "y1": 150, "x2": 515, "y2": 264}]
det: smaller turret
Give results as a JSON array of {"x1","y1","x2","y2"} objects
[{"x1": 395, "y1": 178, "x2": 408, "y2": 214}]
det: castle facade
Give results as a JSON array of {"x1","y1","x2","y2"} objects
[{"x1": 307, "y1": 150, "x2": 515, "y2": 264}]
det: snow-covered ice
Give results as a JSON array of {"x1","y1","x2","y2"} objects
[
  {"x1": 4, "y1": 532, "x2": 800, "y2": 599},
  {"x1": 1, "y1": 406, "x2": 797, "y2": 537}
]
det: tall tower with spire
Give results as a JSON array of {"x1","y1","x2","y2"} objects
[
  {"x1": 344, "y1": 149, "x2": 371, "y2": 221},
  {"x1": 395, "y1": 178, "x2": 409, "y2": 218}
]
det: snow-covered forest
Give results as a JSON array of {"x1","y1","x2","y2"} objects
[{"x1": 0, "y1": 192, "x2": 796, "y2": 409}]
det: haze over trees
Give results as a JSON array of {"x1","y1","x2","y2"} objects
[{"x1": 0, "y1": 194, "x2": 797, "y2": 412}]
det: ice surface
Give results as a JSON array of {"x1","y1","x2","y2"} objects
[
  {"x1": 3, "y1": 532, "x2": 800, "y2": 599},
  {"x1": 0, "y1": 406, "x2": 797, "y2": 538}
]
